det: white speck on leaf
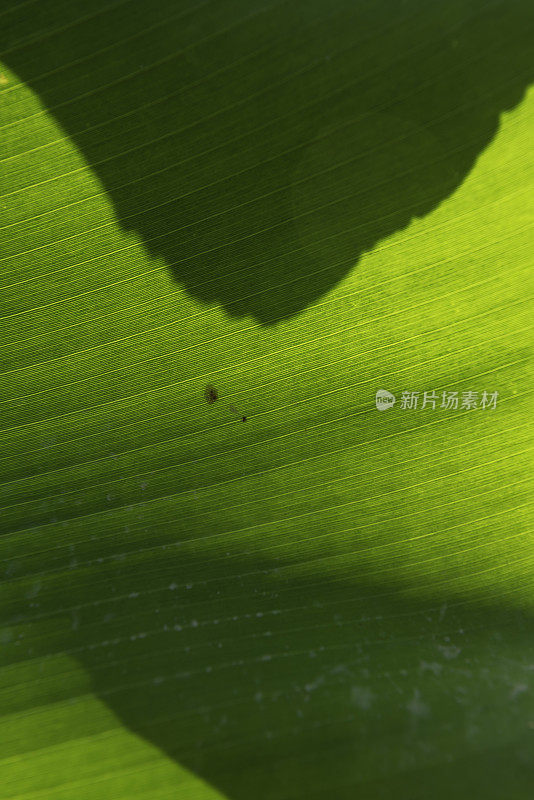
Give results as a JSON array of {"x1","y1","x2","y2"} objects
[
  {"x1": 26, "y1": 581, "x2": 41, "y2": 599},
  {"x1": 510, "y1": 683, "x2": 528, "y2": 700},
  {"x1": 330, "y1": 664, "x2": 351, "y2": 676},
  {"x1": 438, "y1": 644, "x2": 461, "y2": 660},
  {"x1": 305, "y1": 676, "x2": 325, "y2": 693},
  {"x1": 420, "y1": 661, "x2": 443, "y2": 676},
  {"x1": 407, "y1": 689, "x2": 430, "y2": 717},
  {"x1": 350, "y1": 685, "x2": 374, "y2": 709}
]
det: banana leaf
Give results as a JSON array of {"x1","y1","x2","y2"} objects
[{"x1": 1, "y1": 1, "x2": 533, "y2": 797}]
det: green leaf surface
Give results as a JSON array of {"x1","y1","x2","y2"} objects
[{"x1": 1, "y1": 1, "x2": 533, "y2": 798}]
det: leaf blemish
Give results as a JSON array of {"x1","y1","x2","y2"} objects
[
  {"x1": 229, "y1": 404, "x2": 247, "y2": 422},
  {"x1": 204, "y1": 385, "x2": 218, "y2": 404}
]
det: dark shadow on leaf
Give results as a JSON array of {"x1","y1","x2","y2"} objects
[
  {"x1": 1, "y1": 0, "x2": 532, "y2": 323},
  {"x1": 3, "y1": 545, "x2": 534, "y2": 799}
]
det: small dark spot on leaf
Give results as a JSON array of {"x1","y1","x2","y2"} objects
[
  {"x1": 229, "y1": 404, "x2": 247, "y2": 422},
  {"x1": 204, "y1": 385, "x2": 218, "y2": 404}
]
